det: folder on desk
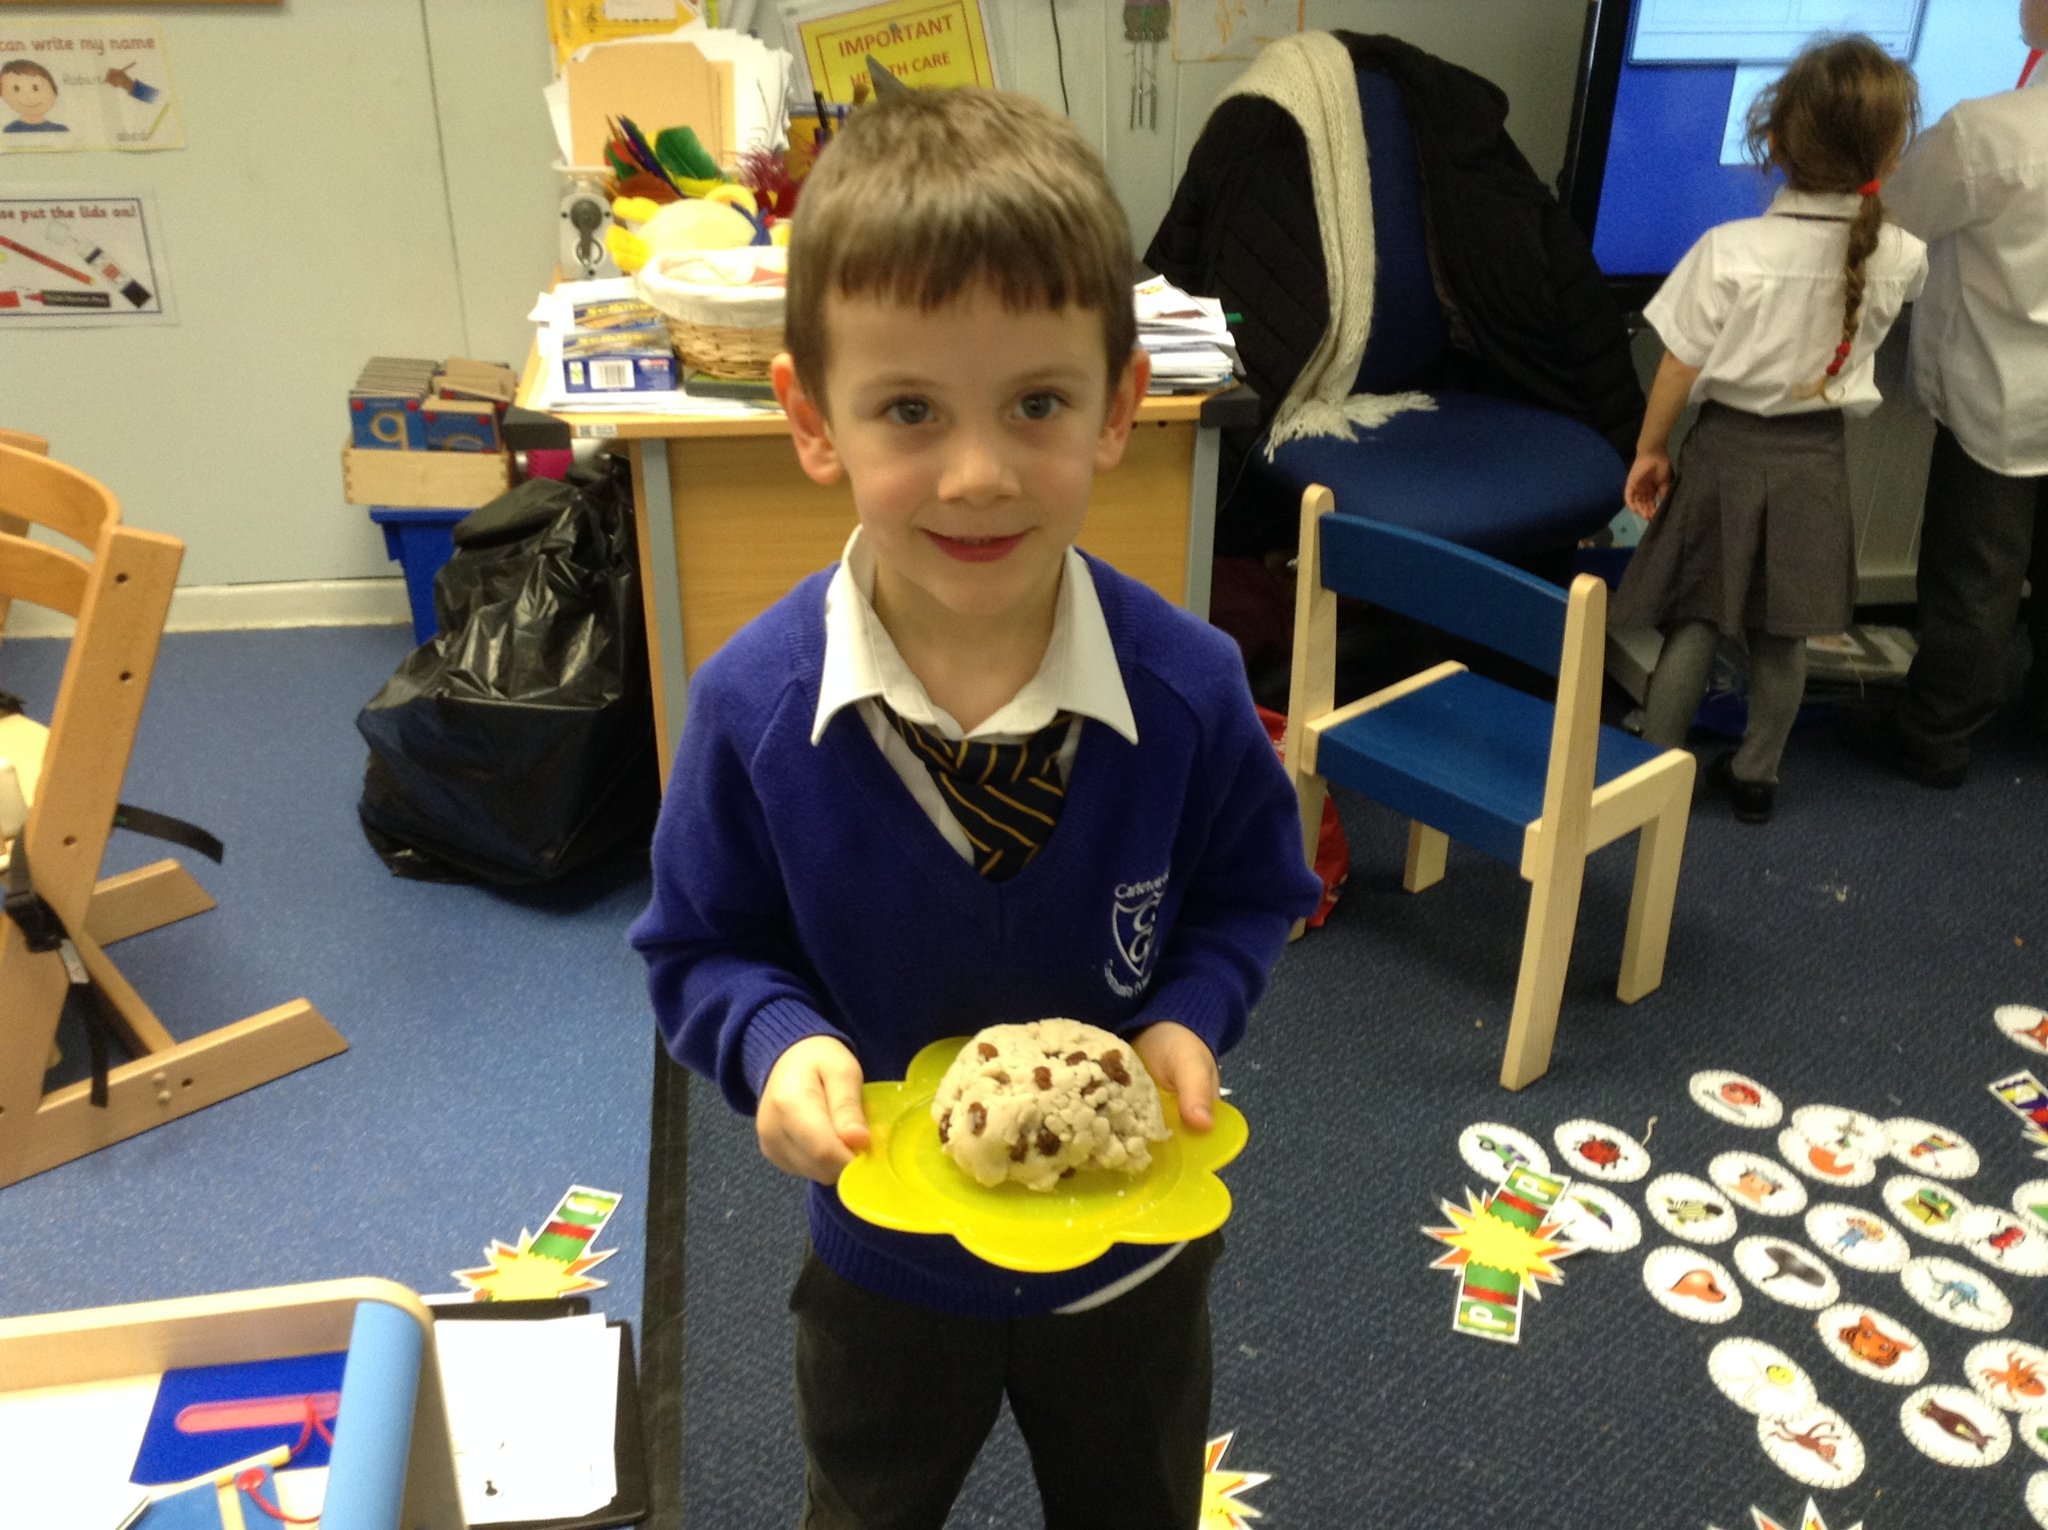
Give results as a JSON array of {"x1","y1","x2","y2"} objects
[{"x1": 431, "y1": 1297, "x2": 648, "y2": 1530}]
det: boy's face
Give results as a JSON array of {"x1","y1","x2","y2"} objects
[
  {"x1": 775, "y1": 284, "x2": 1145, "y2": 634},
  {"x1": 1, "y1": 71, "x2": 56, "y2": 124},
  {"x1": 2026, "y1": 0, "x2": 2048, "y2": 50}
]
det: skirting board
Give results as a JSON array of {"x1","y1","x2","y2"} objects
[{"x1": 1, "y1": 579, "x2": 410, "y2": 639}]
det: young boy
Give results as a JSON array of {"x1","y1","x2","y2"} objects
[{"x1": 629, "y1": 88, "x2": 1321, "y2": 1528}]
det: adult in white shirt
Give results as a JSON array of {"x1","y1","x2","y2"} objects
[{"x1": 1858, "y1": 1, "x2": 2048, "y2": 785}]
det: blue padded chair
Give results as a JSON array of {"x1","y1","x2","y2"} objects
[
  {"x1": 1242, "y1": 71, "x2": 1627, "y2": 558},
  {"x1": 1281, "y1": 484, "x2": 1695, "y2": 1090}
]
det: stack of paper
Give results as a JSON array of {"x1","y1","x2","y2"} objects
[
  {"x1": 1134, "y1": 276, "x2": 1239, "y2": 394},
  {"x1": 545, "y1": 19, "x2": 796, "y2": 170}
]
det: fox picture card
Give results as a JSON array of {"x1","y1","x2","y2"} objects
[{"x1": 131, "y1": 1352, "x2": 344, "y2": 1484}]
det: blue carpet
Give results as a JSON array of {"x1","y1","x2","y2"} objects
[
  {"x1": 0, "y1": 628, "x2": 652, "y2": 1336},
  {"x1": 676, "y1": 703, "x2": 2048, "y2": 1529}
]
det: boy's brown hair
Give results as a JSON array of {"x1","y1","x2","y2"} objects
[
  {"x1": 1744, "y1": 34, "x2": 1920, "y2": 398},
  {"x1": 1, "y1": 60, "x2": 57, "y2": 90},
  {"x1": 783, "y1": 86, "x2": 1136, "y2": 405}
]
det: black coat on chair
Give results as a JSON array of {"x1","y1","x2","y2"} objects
[{"x1": 1146, "y1": 32, "x2": 1644, "y2": 561}]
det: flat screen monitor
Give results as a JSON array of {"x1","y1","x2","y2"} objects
[{"x1": 1562, "y1": 0, "x2": 2040, "y2": 310}]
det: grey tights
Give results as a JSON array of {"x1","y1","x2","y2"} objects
[{"x1": 1642, "y1": 619, "x2": 1808, "y2": 784}]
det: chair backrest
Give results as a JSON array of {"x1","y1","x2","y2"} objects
[
  {"x1": 1316, "y1": 507, "x2": 1568, "y2": 678},
  {"x1": 1353, "y1": 69, "x2": 1450, "y2": 393},
  {"x1": 0, "y1": 441, "x2": 122, "y2": 621}
]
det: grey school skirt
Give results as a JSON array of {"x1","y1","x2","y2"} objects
[{"x1": 1610, "y1": 401, "x2": 1855, "y2": 638}]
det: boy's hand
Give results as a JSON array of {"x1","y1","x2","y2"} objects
[
  {"x1": 758, "y1": 1035, "x2": 871, "y2": 1185},
  {"x1": 1132, "y1": 1021, "x2": 1221, "y2": 1133},
  {"x1": 1624, "y1": 451, "x2": 1672, "y2": 520}
]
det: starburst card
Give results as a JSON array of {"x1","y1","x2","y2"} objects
[
  {"x1": 1424, "y1": 1164, "x2": 1577, "y2": 1344},
  {"x1": 454, "y1": 1185, "x2": 622, "y2": 1302},
  {"x1": 1200, "y1": 1431, "x2": 1270, "y2": 1527},
  {"x1": 1988, "y1": 1070, "x2": 2048, "y2": 1161}
]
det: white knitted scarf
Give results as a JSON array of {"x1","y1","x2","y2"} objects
[{"x1": 1215, "y1": 32, "x2": 1434, "y2": 453}]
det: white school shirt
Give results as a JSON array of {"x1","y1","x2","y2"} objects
[
  {"x1": 811, "y1": 527, "x2": 1177, "y2": 1313},
  {"x1": 811, "y1": 527, "x2": 1140, "y2": 857},
  {"x1": 1885, "y1": 70, "x2": 2048, "y2": 477},
  {"x1": 1644, "y1": 188, "x2": 1927, "y2": 418}
]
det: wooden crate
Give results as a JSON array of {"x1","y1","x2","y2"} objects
[{"x1": 342, "y1": 440, "x2": 511, "y2": 508}]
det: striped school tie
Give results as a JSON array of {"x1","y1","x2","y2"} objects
[{"x1": 881, "y1": 705, "x2": 1071, "y2": 881}]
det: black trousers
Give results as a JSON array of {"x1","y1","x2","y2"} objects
[
  {"x1": 789, "y1": 1236, "x2": 1221, "y2": 1530},
  {"x1": 1899, "y1": 425, "x2": 2048, "y2": 766}
]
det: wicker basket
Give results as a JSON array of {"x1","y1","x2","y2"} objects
[{"x1": 634, "y1": 246, "x2": 787, "y2": 379}]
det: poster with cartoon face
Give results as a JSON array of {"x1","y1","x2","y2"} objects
[{"x1": 0, "y1": 22, "x2": 183, "y2": 153}]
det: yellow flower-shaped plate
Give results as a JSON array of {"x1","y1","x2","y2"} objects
[{"x1": 837, "y1": 1037, "x2": 1248, "y2": 1273}]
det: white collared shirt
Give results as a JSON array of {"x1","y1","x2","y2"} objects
[
  {"x1": 811, "y1": 528, "x2": 1140, "y2": 864},
  {"x1": 1886, "y1": 71, "x2": 2048, "y2": 476},
  {"x1": 1645, "y1": 188, "x2": 1926, "y2": 418}
]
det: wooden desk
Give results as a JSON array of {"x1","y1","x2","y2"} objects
[{"x1": 520, "y1": 357, "x2": 1224, "y2": 781}]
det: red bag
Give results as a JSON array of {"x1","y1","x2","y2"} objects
[{"x1": 1256, "y1": 704, "x2": 1348, "y2": 929}]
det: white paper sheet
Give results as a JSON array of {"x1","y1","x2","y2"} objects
[{"x1": 434, "y1": 1315, "x2": 621, "y2": 1525}]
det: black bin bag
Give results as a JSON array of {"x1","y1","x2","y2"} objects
[{"x1": 356, "y1": 457, "x2": 659, "y2": 884}]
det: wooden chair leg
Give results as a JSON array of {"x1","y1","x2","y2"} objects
[
  {"x1": 1500, "y1": 857, "x2": 1589, "y2": 1091},
  {"x1": 1618, "y1": 788, "x2": 1693, "y2": 1004},
  {"x1": 1403, "y1": 822, "x2": 1448, "y2": 892},
  {"x1": 85, "y1": 859, "x2": 215, "y2": 946}
]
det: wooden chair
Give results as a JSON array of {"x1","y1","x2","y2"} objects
[
  {"x1": 1281, "y1": 484, "x2": 1696, "y2": 1090},
  {"x1": 0, "y1": 439, "x2": 346, "y2": 1189}
]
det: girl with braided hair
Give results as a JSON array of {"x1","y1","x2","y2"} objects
[{"x1": 1612, "y1": 35, "x2": 1926, "y2": 824}]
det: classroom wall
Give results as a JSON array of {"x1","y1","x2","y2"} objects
[{"x1": 0, "y1": 0, "x2": 1594, "y2": 618}]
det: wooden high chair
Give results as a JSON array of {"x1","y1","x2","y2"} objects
[{"x1": 0, "y1": 438, "x2": 346, "y2": 1190}]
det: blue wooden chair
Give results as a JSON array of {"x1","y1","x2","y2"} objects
[{"x1": 1281, "y1": 485, "x2": 1696, "y2": 1089}]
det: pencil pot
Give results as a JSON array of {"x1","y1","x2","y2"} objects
[{"x1": 634, "y1": 246, "x2": 787, "y2": 379}]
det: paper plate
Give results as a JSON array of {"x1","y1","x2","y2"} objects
[{"x1": 836, "y1": 1037, "x2": 1248, "y2": 1273}]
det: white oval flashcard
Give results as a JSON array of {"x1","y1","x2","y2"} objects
[
  {"x1": 1709, "y1": 1337, "x2": 1817, "y2": 1417},
  {"x1": 1958, "y1": 1206, "x2": 2048, "y2": 1275},
  {"x1": 1998, "y1": 1004, "x2": 2048, "y2": 1054},
  {"x1": 1710, "y1": 1151, "x2": 1807, "y2": 1216},
  {"x1": 1551, "y1": 1119, "x2": 1650, "y2": 1183},
  {"x1": 1733, "y1": 1235, "x2": 1838, "y2": 1309},
  {"x1": 1549, "y1": 1181, "x2": 1641, "y2": 1254},
  {"x1": 1646, "y1": 1173, "x2": 1737, "y2": 1244},
  {"x1": 1804, "y1": 1201, "x2": 1910, "y2": 1272},
  {"x1": 1777, "y1": 1126, "x2": 1876, "y2": 1187},
  {"x1": 1815, "y1": 1303, "x2": 1928, "y2": 1385},
  {"x1": 1883, "y1": 1174, "x2": 1973, "y2": 1245},
  {"x1": 1690, "y1": 1070, "x2": 1784, "y2": 1128},
  {"x1": 2014, "y1": 1179, "x2": 2048, "y2": 1234},
  {"x1": 1791, "y1": 1103, "x2": 1888, "y2": 1155},
  {"x1": 1884, "y1": 1117, "x2": 1980, "y2": 1180},
  {"x1": 2022, "y1": 1411, "x2": 2048, "y2": 1464},
  {"x1": 1644, "y1": 1245, "x2": 1742, "y2": 1323},
  {"x1": 1757, "y1": 1404, "x2": 1864, "y2": 1490},
  {"x1": 1900, "y1": 1384, "x2": 2010, "y2": 1468},
  {"x1": 1900, "y1": 1255, "x2": 2012, "y2": 1332},
  {"x1": 1458, "y1": 1121, "x2": 1550, "y2": 1185},
  {"x1": 1967, "y1": 1340, "x2": 2048, "y2": 1412}
]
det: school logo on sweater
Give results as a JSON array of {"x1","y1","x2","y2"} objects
[{"x1": 1105, "y1": 871, "x2": 1167, "y2": 997}]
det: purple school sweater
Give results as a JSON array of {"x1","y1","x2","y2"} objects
[{"x1": 629, "y1": 555, "x2": 1322, "y2": 1317}]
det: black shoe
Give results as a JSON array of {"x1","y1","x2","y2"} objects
[
  {"x1": 1837, "y1": 709, "x2": 1968, "y2": 789},
  {"x1": 1707, "y1": 750, "x2": 1775, "y2": 824}
]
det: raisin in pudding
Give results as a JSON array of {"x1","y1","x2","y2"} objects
[{"x1": 931, "y1": 1019, "x2": 1172, "y2": 1191}]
